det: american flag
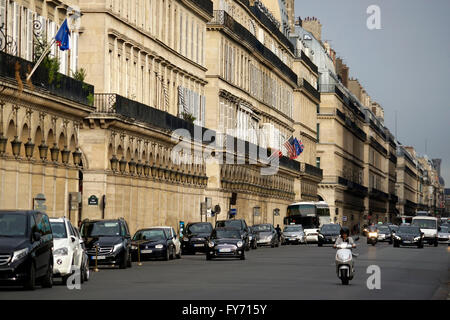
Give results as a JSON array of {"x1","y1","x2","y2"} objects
[{"x1": 283, "y1": 136, "x2": 296, "y2": 159}]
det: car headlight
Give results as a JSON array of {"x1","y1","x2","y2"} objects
[
  {"x1": 155, "y1": 244, "x2": 164, "y2": 249},
  {"x1": 394, "y1": 235, "x2": 401, "y2": 240},
  {"x1": 54, "y1": 247, "x2": 68, "y2": 256},
  {"x1": 318, "y1": 234, "x2": 324, "y2": 238},
  {"x1": 113, "y1": 243, "x2": 123, "y2": 252},
  {"x1": 131, "y1": 245, "x2": 137, "y2": 250},
  {"x1": 368, "y1": 232, "x2": 378, "y2": 237},
  {"x1": 12, "y1": 248, "x2": 29, "y2": 262},
  {"x1": 237, "y1": 241, "x2": 243, "y2": 247},
  {"x1": 248, "y1": 235, "x2": 253, "y2": 240},
  {"x1": 414, "y1": 236, "x2": 421, "y2": 241},
  {"x1": 183, "y1": 237, "x2": 189, "y2": 242},
  {"x1": 208, "y1": 241, "x2": 215, "y2": 248}
]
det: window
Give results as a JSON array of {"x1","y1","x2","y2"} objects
[
  {"x1": 316, "y1": 157, "x2": 321, "y2": 169},
  {"x1": 316, "y1": 123, "x2": 320, "y2": 142}
]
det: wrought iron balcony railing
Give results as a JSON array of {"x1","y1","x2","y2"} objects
[
  {"x1": 295, "y1": 50, "x2": 318, "y2": 74},
  {"x1": 369, "y1": 188, "x2": 389, "y2": 201},
  {"x1": 370, "y1": 137, "x2": 388, "y2": 156},
  {"x1": 94, "y1": 93, "x2": 302, "y2": 173},
  {"x1": 0, "y1": 51, "x2": 94, "y2": 107},
  {"x1": 299, "y1": 78, "x2": 320, "y2": 102},
  {"x1": 188, "y1": 0, "x2": 213, "y2": 16},
  {"x1": 338, "y1": 176, "x2": 368, "y2": 195},
  {"x1": 301, "y1": 162, "x2": 323, "y2": 179},
  {"x1": 208, "y1": 10, "x2": 297, "y2": 85}
]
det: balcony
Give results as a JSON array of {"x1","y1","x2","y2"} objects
[
  {"x1": 94, "y1": 93, "x2": 302, "y2": 173},
  {"x1": 299, "y1": 78, "x2": 320, "y2": 102},
  {"x1": 369, "y1": 188, "x2": 389, "y2": 201},
  {"x1": 0, "y1": 51, "x2": 94, "y2": 107},
  {"x1": 369, "y1": 119, "x2": 387, "y2": 140},
  {"x1": 334, "y1": 108, "x2": 367, "y2": 142},
  {"x1": 208, "y1": 10, "x2": 297, "y2": 85},
  {"x1": 295, "y1": 50, "x2": 318, "y2": 74},
  {"x1": 188, "y1": 0, "x2": 213, "y2": 16},
  {"x1": 301, "y1": 162, "x2": 323, "y2": 179},
  {"x1": 370, "y1": 137, "x2": 388, "y2": 156},
  {"x1": 338, "y1": 176, "x2": 368, "y2": 196},
  {"x1": 319, "y1": 84, "x2": 365, "y2": 119}
]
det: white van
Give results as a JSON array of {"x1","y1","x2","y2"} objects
[{"x1": 411, "y1": 216, "x2": 439, "y2": 246}]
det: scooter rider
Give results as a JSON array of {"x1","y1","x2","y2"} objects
[{"x1": 333, "y1": 227, "x2": 356, "y2": 249}]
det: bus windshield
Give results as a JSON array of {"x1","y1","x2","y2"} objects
[{"x1": 287, "y1": 204, "x2": 315, "y2": 217}]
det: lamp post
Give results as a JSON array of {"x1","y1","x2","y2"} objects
[
  {"x1": 38, "y1": 143, "x2": 48, "y2": 160},
  {"x1": 110, "y1": 155, "x2": 118, "y2": 172},
  {"x1": 72, "y1": 148, "x2": 82, "y2": 166},
  {"x1": 11, "y1": 137, "x2": 21, "y2": 158},
  {"x1": 24, "y1": 138, "x2": 35, "y2": 159}
]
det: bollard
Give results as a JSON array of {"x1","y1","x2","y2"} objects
[
  {"x1": 137, "y1": 241, "x2": 143, "y2": 266},
  {"x1": 94, "y1": 244, "x2": 99, "y2": 272}
]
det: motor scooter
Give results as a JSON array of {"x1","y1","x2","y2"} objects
[
  {"x1": 335, "y1": 242, "x2": 356, "y2": 285},
  {"x1": 367, "y1": 230, "x2": 378, "y2": 246}
]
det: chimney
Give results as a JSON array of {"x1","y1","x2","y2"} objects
[
  {"x1": 302, "y1": 16, "x2": 322, "y2": 41},
  {"x1": 336, "y1": 58, "x2": 349, "y2": 88}
]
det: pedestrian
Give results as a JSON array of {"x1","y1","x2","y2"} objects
[{"x1": 275, "y1": 224, "x2": 282, "y2": 242}]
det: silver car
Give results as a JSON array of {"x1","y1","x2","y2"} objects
[
  {"x1": 281, "y1": 225, "x2": 305, "y2": 245},
  {"x1": 437, "y1": 225, "x2": 449, "y2": 244}
]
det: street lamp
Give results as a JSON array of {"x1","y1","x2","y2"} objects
[
  {"x1": 61, "y1": 147, "x2": 71, "y2": 164},
  {"x1": 50, "y1": 144, "x2": 60, "y2": 162},
  {"x1": 136, "y1": 160, "x2": 143, "y2": 176},
  {"x1": 11, "y1": 137, "x2": 21, "y2": 158},
  {"x1": 0, "y1": 135, "x2": 7, "y2": 154},
  {"x1": 143, "y1": 161, "x2": 151, "y2": 177},
  {"x1": 119, "y1": 157, "x2": 127, "y2": 173},
  {"x1": 72, "y1": 148, "x2": 82, "y2": 166},
  {"x1": 110, "y1": 155, "x2": 119, "y2": 172},
  {"x1": 128, "y1": 159, "x2": 136, "y2": 175},
  {"x1": 24, "y1": 138, "x2": 35, "y2": 159},
  {"x1": 38, "y1": 143, "x2": 48, "y2": 160}
]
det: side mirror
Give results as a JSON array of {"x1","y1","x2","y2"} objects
[
  {"x1": 33, "y1": 232, "x2": 41, "y2": 241},
  {"x1": 70, "y1": 236, "x2": 76, "y2": 243}
]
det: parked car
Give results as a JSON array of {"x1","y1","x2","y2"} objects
[
  {"x1": 253, "y1": 224, "x2": 280, "y2": 248},
  {"x1": 0, "y1": 210, "x2": 53, "y2": 290},
  {"x1": 181, "y1": 222, "x2": 213, "y2": 254},
  {"x1": 281, "y1": 225, "x2": 305, "y2": 245},
  {"x1": 50, "y1": 217, "x2": 88, "y2": 284},
  {"x1": 215, "y1": 219, "x2": 250, "y2": 251},
  {"x1": 376, "y1": 225, "x2": 393, "y2": 244},
  {"x1": 393, "y1": 225, "x2": 424, "y2": 248},
  {"x1": 131, "y1": 228, "x2": 177, "y2": 261},
  {"x1": 411, "y1": 216, "x2": 439, "y2": 246},
  {"x1": 248, "y1": 226, "x2": 258, "y2": 249},
  {"x1": 154, "y1": 226, "x2": 181, "y2": 258},
  {"x1": 80, "y1": 218, "x2": 132, "y2": 269},
  {"x1": 437, "y1": 225, "x2": 449, "y2": 244},
  {"x1": 318, "y1": 224, "x2": 341, "y2": 246},
  {"x1": 206, "y1": 228, "x2": 246, "y2": 260}
]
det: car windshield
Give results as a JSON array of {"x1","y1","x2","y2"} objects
[
  {"x1": 82, "y1": 221, "x2": 120, "y2": 237},
  {"x1": 253, "y1": 225, "x2": 271, "y2": 232},
  {"x1": 133, "y1": 229, "x2": 166, "y2": 241},
  {"x1": 320, "y1": 224, "x2": 340, "y2": 232},
  {"x1": 440, "y1": 226, "x2": 448, "y2": 233},
  {"x1": 378, "y1": 226, "x2": 390, "y2": 233},
  {"x1": 216, "y1": 220, "x2": 242, "y2": 229},
  {"x1": 187, "y1": 223, "x2": 212, "y2": 234},
  {"x1": 50, "y1": 222, "x2": 67, "y2": 239},
  {"x1": 284, "y1": 226, "x2": 303, "y2": 232},
  {"x1": 0, "y1": 213, "x2": 28, "y2": 237},
  {"x1": 398, "y1": 226, "x2": 420, "y2": 234},
  {"x1": 412, "y1": 219, "x2": 436, "y2": 229},
  {"x1": 368, "y1": 226, "x2": 378, "y2": 231},
  {"x1": 214, "y1": 230, "x2": 241, "y2": 239}
]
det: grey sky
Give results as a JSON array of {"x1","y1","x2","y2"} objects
[{"x1": 295, "y1": 0, "x2": 450, "y2": 185}]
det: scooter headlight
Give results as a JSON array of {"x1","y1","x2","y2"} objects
[{"x1": 368, "y1": 232, "x2": 378, "y2": 237}]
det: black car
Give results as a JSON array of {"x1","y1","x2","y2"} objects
[
  {"x1": 131, "y1": 228, "x2": 177, "y2": 261},
  {"x1": 393, "y1": 225, "x2": 424, "y2": 248},
  {"x1": 206, "y1": 228, "x2": 246, "y2": 260},
  {"x1": 215, "y1": 219, "x2": 250, "y2": 251},
  {"x1": 0, "y1": 210, "x2": 54, "y2": 290},
  {"x1": 377, "y1": 225, "x2": 394, "y2": 244},
  {"x1": 181, "y1": 222, "x2": 213, "y2": 254},
  {"x1": 318, "y1": 224, "x2": 341, "y2": 246},
  {"x1": 80, "y1": 218, "x2": 132, "y2": 269}
]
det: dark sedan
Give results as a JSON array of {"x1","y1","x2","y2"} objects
[
  {"x1": 318, "y1": 224, "x2": 341, "y2": 246},
  {"x1": 393, "y1": 226, "x2": 424, "y2": 248},
  {"x1": 206, "y1": 228, "x2": 246, "y2": 260},
  {"x1": 131, "y1": 228, "x2": 177, "y2": 261},
  {"x1": 181, "y1": 222, "x2": 213, "y2": 254}
]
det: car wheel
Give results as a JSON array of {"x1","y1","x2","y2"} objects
[
  {"x1": 41, "y1": 261, "x2": 53, "y2": 288},
  {"x1": 119, "y1": 252, "x2": 127, "y2": 269},
  {"x1": 170, "y1": 247, "x2": 175, "y2": 260},
  {"x1": 24, "y1": 262, "x2": 36, "y2": 290},
  {"x1": 394, "y1": 242, "x2": 399, "y2": 248},
  {"x1": 176, "y1": 249, "x2": 182, "y2": 259},
  {"x1": 164, "y1": 248, "x2": 170, "y2": 261},
  {"x1": 84, "y1": 263, "x2": 90, "y2": 282},
  {"x1": 127, "y1": 252, "x2": 132, "y2": 268},
  {"x1": 206, "y1": 254, "x2": 212, "y2": 261},
  {"x1": 434, "y1": 239, "x2": 438, "y2": 247},
  {"x1": 318, "y1": 242, "x2": 323, "y2": 247},
  {"x1": 341, "y1": 277, "x2": 349, "y2": 285}
]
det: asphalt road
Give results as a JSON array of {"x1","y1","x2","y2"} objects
[{"x1": 0, "y1": 239, "x2": 448, "y2": 300}]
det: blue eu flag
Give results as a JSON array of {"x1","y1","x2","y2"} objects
[{"x1": 55, "y1": 19, "x2": 70, "y2": 51}]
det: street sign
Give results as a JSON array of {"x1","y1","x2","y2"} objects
[
  {"x1": 229, "y1": 208, "x2": 237, "y2": 216},
  {"x1": 33, "y1": 193, "x2": 47, "y2": 213},
  {"x1": 342, "y1": 215, "x2": 347, "y2": 222},
  {"x1": 273, "y1": 208, "x2": 280, "y2": 216},
  {"x1": 88, "y1": 195, "x2": 99, "y2": 206}
]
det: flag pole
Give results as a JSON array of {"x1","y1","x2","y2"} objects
[{"x1": 26, "y1": 38, "x2": 56, "y2": 82}]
